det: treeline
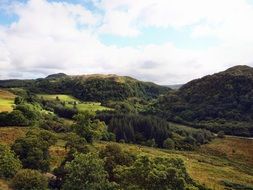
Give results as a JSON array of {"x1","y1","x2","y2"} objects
[{"x1": 97, "y1": 113, "x2": 214, "y2": 150}]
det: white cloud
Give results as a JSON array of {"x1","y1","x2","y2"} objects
[{"x1": 1, "y1": 0, "x2": 253, "y2": 84}]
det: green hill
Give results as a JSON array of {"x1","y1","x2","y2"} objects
[
  {"x1": 151, "y1": 65, "x2": 253, "y2": 136},
  {"x1": 0, "y1": 74, "x2": 170, "y2": 102}
]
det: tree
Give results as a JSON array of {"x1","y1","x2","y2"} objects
[
  {"x1": 72, "y1": 111, "x2": 108, "y2": 143},
  {"x1": 115, "y1": 155, "x2": 190, "y2": 190},
  {"x1": 99, "y1": 144, "x2": 135, "y2": 181},
  {"x1": 15, "y1": 103, "x2": 42, "y2": 124},
  {"x1": 62, "y1": 153, "x2": 117, "y2": 190},
  {"x1": 163, "y1": 138, "x2": 175, "y2": 150},
  {"x1": 0, "y1": 110, "x2": 28, "y2": 126},
  {"x1": 12, "y1": 130, "x2": 56, "y2": 172},
  {"x1": 0, "y1": 144, "x2": 22, "y2": 178},
  {"x1": 11, "y1": 169, "x2": 48, "y2": 190}
]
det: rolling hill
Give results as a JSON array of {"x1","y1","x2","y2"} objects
[
  {"x1": 0, "y1": 74, "x2": 170, "y2": 102},
  {"x1": 151, "y1": 65, "x2": 253, "y2": 136}
]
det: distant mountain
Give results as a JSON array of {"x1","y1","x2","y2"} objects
[
  {"x1": 0, "y1": 73, "x2": 170, "y2": 102},
  {"x1": 152, "y1": 65, "x2": 253, "y2": 136},
  {"x1": 165, "y1": 84, "x2": 183, "y2": 90}
]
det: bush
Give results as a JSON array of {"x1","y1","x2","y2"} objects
[
  {"x1": 115, "y1": 155, "x2": 194, "y2": 190},
  {"x1": 163, "y1": 138, "x2": 175, "y2": 150},
  {"x1": 11, "y1": 169, "x2": 48, "y2": 190},
  {"x1": 0, "y1": 110, "x2": 28, "y2": 126},
  {"x1": 99, "y1": 144, "x2": 135, "y2": 181},
  {"x1": 12, "y1": 130, "x2": 57, "y2": 172},
  {"x1": 62, "y1": 153, "x2": 117, "y2": 190},
  {"x1": 217, "y1": 131, "x2": 225, "y2": 138},
  {"x1": 0, "y1": 144, "x2": 22, "y2": 178}
]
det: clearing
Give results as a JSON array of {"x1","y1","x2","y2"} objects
[{"x1": 37, "y1": 94, "x2": 111, "y2": 113}]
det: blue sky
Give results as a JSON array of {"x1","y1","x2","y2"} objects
[
  {"x1": 0, "y1": 0, "x2": 219, "y2": 49},
  {"x1": 100, "y1": 27, "x2": 220, "y2": 49},
  {"x1": 0, "y1": 0, "x2": 253, "y2": 84}
]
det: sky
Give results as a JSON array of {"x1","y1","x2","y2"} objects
[{"x1": 1, "y1": 0, "x2": 253, "y2": 84}]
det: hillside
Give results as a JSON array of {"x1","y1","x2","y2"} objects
[
  {"x1": 151, "y1": 65, "x2": 253, "y2": 136},
  {"x1": 0, "y1": 74, "x2": 170, "y2": 102}
]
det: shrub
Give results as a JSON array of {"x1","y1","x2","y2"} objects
[
  {"x1": 217, "y1": 131, "x2": 225, "y2": 138},
  {"x1": 0, "y1": 144, "x2": 22, "y2": 178},
  {"x1": 163, "y1": 138, "x2": 175, "y2": 150},
  {"x1": 63, "y1": 153, "x2": 117, "y2": 190},
  {"x1": 12, "y1": 130, "x2": 57, "y2": 172},
  {"x1": 11, "y1": 169, "x2": 48, "y2": 190}
]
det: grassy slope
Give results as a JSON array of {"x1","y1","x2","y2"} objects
[
  {"x1": 38, "y1": 94, "x2": 111, "y2": 112},
  {"x1": 95, "y1": 138, "x2": 253, "y2": 190},
  {"x1": 0, "y1": 127, "x2": 252, "y2": 190},
  {"x1": 0, "y1": 89, "x2": 15, "y2": 112},
  {"x1": 37, "y1": 94, "x2": 79, "y2": 102}
]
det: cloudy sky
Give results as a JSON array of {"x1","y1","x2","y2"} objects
[{"x1": 0, "y1": 0, "x2": 253, "y2": 84}]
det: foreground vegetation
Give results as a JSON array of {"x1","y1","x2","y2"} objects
[{"x1": 0, "y1": 126, "x2": 252, "y2": 190}]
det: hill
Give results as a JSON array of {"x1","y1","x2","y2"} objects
[
  {"x1": 151, "y1": 65, "x2": 253, "y2": 136},
  {"x1": 0, "y1": 74, "x2": 170, "y2": 102}
]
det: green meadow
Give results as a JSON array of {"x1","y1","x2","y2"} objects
[{"x1": 37, "y1": 94, "x2": 111, "y2": 112}]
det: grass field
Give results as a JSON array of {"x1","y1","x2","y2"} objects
[
  {"x1": 37, "y1": 94, "x2": 79, "y2": 102},
  {"x1": 0, "y1": 89, "x2": 15, "y2": 112},
  {"x1": 0, "y1": 126, "x2": 252, "y2": 190},
  {"x1": 38, "y1": 94, "x2": 111, "y2": 113}
]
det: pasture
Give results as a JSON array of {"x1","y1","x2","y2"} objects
[{"x1": 37, "y1": 94, "x2": 111, "y2": 113}]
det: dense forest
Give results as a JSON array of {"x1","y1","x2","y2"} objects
[{"x1": 150, "y1": 65, "x2": 253, "y2": 136}]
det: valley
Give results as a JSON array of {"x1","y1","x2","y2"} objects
[{"x1": 1, "y1": 66, "x2": 253, "y2": 190}]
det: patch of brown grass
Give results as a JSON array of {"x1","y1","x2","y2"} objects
[
  {"x1": 49, "y1": 146, "x2": 68, "y2": 169},
  {"x1": 0, "y1": 90, "x2": 15, "y2": 100},
  {"x1": 0, "y1": 179, "x2": 12, "y2": 190},
  {"x1": 0, "y1": 127, "x2": 28, "y2": 145},
  {"x1": 200, "y1": 136, "x2": 253, "y2": 166}
]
